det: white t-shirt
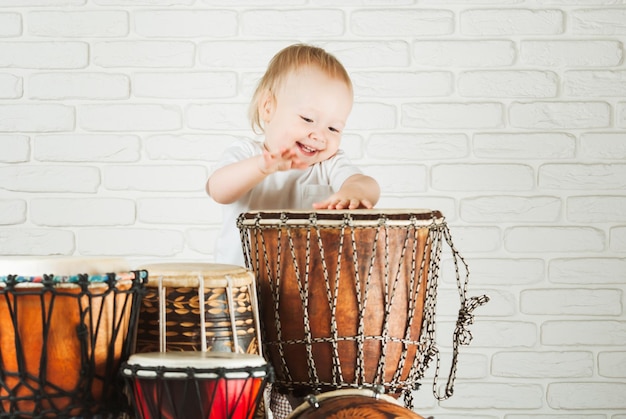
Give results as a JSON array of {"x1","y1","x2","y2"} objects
[{"x1": 212, "y1": 137, "x2": 362, "y2": 266}]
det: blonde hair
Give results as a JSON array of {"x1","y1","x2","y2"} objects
[{"x1": 248, "y1": 43, "x2": 353, "y2": 134}]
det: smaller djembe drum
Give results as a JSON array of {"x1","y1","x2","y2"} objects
[
  {"x1": 0, "y1": 257, "x2": 146, "y2": 418},
  {"x1": 135, "y1": 263, "x2": 261, "y2": 355},
  {"x1": 121, "y1": 351, "x2": 271, "y2": 419},
  {"x1": 288, "y1": 389, "x2": 431, "y2": 419}
]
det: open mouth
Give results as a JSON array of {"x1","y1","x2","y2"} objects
[{"x1": 296, "y1": 141, "x2": 319, "y2": 157}]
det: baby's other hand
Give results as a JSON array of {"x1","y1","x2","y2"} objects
[{"x1": 312, "y1": 196, "x2": 374, "y2": 210}]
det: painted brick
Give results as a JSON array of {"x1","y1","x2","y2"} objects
[
  {"x1": 186, "y1": 227, "x2": 219, "y2": 256},
  {"x1": 94, "y1": 0, "x2": 193, "y2": 4},
  {"x1": 549, "y1": 258, "x2": 626, "y2": 285},
  {"x1": 461, "y1": 9, "x2": 564, "y2": 35},
  {"x1": 186, "y1": 103, "x2": 249, "y2": 131},
  {"x1": 78, "y1": 104, "x2": 182, "y2": 132},
  {"x1": 461, "y1": 196, "x2": 560, "y2": 223},
  {"x1": 133, "y1": 72, "x2": 236, "y2": 99},
  {"x1": 368, "y1": 133, "x2": 468, "y2": 161},
  {"x1": 366, "y1": 165, "x2": 427, "y2": 194},
  {"x1": 572, "y1": 8, "x2": 626, "y2": 34},
  {"x1": 539, "y1": 164, "x2": 626, "y2": 190},
  {"x1": 34, "y1": 134, "x2": 140, "y2": 162},
  {"x1": 198, "y1": 41, "x2": 294, "y2": 69},
  {"x1": 0, "y1": 199, "x2": 26, "y2": 225},
  {"x1": 242, "y1": 9, "x2": 344, "y2": 37},
  {"x1": 134, "y1": 10, "x2": 237, "y2": 37},
  {"x1": 0, "y1": 104, "x2": 74, "y2": 132},
  {"x1": 505, "y1": 226, "x2": 605, "y2": 253},
  {"x1": 611, "y1": 227, "x2": 626, "y2": 252},
  {"x1": 0, "y1": 135, "x2": 29, "y2": 162},
  {"x1": 28, "y1": 11, "x2": 128, "y2": 37},
  {"x1": 580, "y1": 132, "x2": 626, "y2": 160},
  {"x1": 320, "y1": 41, "x2": 411, "y2": 68},
  {"x1": 620, "y1": 102, "x2": 626, "y2": 128},
  {"x1": 349, "y1": 103, "x2": 397, "y2": 130},
  {"x1": 0, "y1": 13, "x2": 21, "y2": 37},
  {"x1": 104, "y1": 165, "x2": 207, "y2": 192},
  {"x1": 521, "y1": 288, "x2": 622, "y2": 316},
  {"x1": 432, "y1": 164, "x2": 533, "y2": 191},
  {"x1": 521, "y1": 40, "x2": 623, "y2": 67},
  {"x1": 30, "y1": 198, "x2": 135, "y2": 226},
  {"x1": 0, "y1": 165, "x2": 100, "y2": 193},
  {"x1": 29, "y1": 72, "x2": 129, "y2": 100},
  {"x1": 0, "y1": 42, "x2": 88, "y2": 69},
  {"x1": 438, "y1": 288, "x2": 514, "y2": 317},
  {"x1": 510, "y1": 101, "x2": 610, "y2": 129},
  {"x1": 454, "y1": 258, "x2": 545, "y2": 286},
  {"x1": 437, "y1": 320, "x2": 537, "y2": 348},
  {"x1": 598, "y1": 351, "x2": 626, "y2": 378},
  {"x1": 1, "y1": 0, "x2": 84, "y2": 5},
  {"x1": 76, "y1": 228, "x2": 184, "y2": 257},
  {"x1": 352, "y1": 71, "x2": 452, "y2": 98},
  {"x1": 547, "y1": 382, "x2": 626, "y2": 409},
  {"x1": 565, "y1": 70, "x2": 626, "y2": 97},
  {"x1": 412, "y1": 41, "x2": 515, "y2": 67},
  {"x1": 93, "y1": 41, "x2": 195, "y2": 68},
  {"x1": 403, "y1": 103, "x2": 504, "y2": 129},
  {"x1": 137, "y1": 197, "x2": 221, "y2": 224},
  {"x1": 351, "y1": 9, "x2": 454, "y2": 36},
  {"x1": 441, "y1": 226, "x2": 501, "y2": 253},
  {"x1": 145, "y1": 134, "x2": 240, "y2": 161},
  {"x1": 0, "y1": 73, "x2": 21, "y2": 99},
  {"x1": 492, "y1": 351, "x2": 594, "y2": 378},
  {"x1": 439, "y1": 383, "x2": 543, "y2": 409},
  {"x1": 542, "y1": 321, "x2": 626, "y2": 346},
  {"x1": 458, "y1": 71, "x2": 558, "y2": 98},
  {"x1": 0, "y1": 228, "x2": 74, "y2": 256},
  {"x1": 473, "y1": 132, "x2": 575, "y2": 159},
  {"x1": 567, "y1": 196, "x2": 626, "y2": 223}
]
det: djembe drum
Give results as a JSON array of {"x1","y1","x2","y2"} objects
[
  {"x1": 288, "y1": 389, "x2": 430, "y2": 419},
  {"x1": 121, "y1": 351, "x2": 271, "y2": 419},
  {"x1": 0, "y1": 257, "x2": 146, "y2": 418},
  {"x1": 135, "y1": 263, "x2": 261, "y2": 354}
]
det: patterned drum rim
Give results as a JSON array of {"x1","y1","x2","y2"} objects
[{"x1": 289, "y1": 388, "x2": 401, "y2": 417}]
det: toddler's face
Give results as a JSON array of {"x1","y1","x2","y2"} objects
[{"x1": 261, "y1": 65, "x2": 353, "y2": 166}]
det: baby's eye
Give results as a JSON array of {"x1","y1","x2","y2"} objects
[
  {"x1": 329, "y1": 127, "x2": 340, "y2": 133},
  {"x1": 300, "y1": 116, "x2": 313, "y2": 123}
]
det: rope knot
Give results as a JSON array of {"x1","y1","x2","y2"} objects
[{"x1": 455, "y1": 295, "x2": 490, "y2": 345}]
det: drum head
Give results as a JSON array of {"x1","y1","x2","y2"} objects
[
  {"x1": 289, "y1": 389, "x2": 425, "y2": 419},
  {"x1": 0, "y1": 256, "x2": 130, "y2": 276},
  {"x1": 138, "y1": 263, "x2": 254, "y2": 288}
]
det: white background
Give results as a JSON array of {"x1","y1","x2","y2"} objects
[{"x1": 1, "y1": 0, "x2": 625, "y2": 417}]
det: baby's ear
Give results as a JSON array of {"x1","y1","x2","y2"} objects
[{"x1": 258, "y1": 90, "x2": 275, "y2": 123}]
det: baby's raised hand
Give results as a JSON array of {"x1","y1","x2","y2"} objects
[{"x1": 259, "y1": 147, "x2": 308, "y2": 174}]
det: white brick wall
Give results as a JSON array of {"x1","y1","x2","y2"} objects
[{"x1": 1, "y1": 1, "x2": 625, "y2": 417}]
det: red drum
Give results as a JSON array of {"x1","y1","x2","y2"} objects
[
  {"x1": 135, "y1": 263, "x2": 261, "y2": 354},
  {"x1": 288, "y1": 389, "x2": 429, "y2": 418},
  {"x1": 238, "y1": 210, "x2": 442, "y2": 397},
  {"x1": 0, "y1": 257, "x2": 146, "y2": 418},
  {"x1": 121, "y1": 351, "x2": 271, "y2": 419}
]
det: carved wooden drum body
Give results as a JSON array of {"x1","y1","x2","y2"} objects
[
  {"x1": 238, "y1": 210, "x2": 444, "y2": 397},
  {"x1": 135, "y1": 263, "x2": 261, "y2": 355},
  {"x1": 288, "y1": 389, "x2": 428, "y2": 419},
  {"x1": 0, "y1": 257, "x2": 146, "y2": 418}
]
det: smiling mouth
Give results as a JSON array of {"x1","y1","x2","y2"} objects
[{"x1": 297, "y1": 142, "x2": 318, "y2": 156}]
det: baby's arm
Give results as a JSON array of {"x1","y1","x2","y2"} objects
[
  {"x1": 313, "y1": 173, "x2": 380, "y2": 210},
  {"x1": 207, "y1": 146, "x2": 307, "y2": 204}
]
